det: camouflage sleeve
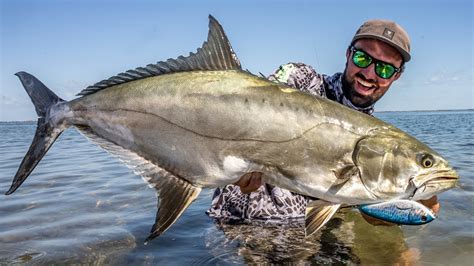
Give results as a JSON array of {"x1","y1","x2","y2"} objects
[{"x1": 267, "y1": 62, "x2": 326, "y2": 98}]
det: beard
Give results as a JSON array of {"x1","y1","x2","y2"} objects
[{"x1": 342, "y1": 69, "x2": 378, "y2": 108}]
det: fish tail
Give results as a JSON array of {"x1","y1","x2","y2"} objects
[{"x1": 5, "y1": 72, "x2": 66, "y2": 195}]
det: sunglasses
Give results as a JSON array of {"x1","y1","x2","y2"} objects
[{"x1": 349, "y1": 46, "x2": 401, "y2": 79}]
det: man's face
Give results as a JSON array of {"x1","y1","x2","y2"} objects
[{"x1": 343, "y1": 38, "x2": 404, "y2": 108}]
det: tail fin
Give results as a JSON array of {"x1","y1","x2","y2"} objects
[{"x1": 5, "y1": 72, "x2": 65, "y2": 195}]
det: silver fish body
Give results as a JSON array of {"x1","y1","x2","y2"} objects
[{"x1": 66, "y1": 71, "x2": 384, "y2": 201}]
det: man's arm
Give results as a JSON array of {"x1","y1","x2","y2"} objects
[{"x1": 268, "y1": 62, "x2": 326, "y2": 97}]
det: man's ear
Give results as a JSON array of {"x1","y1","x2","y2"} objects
[{"x1": 392, "y1": 71, "x2": 402, "y2": 81}]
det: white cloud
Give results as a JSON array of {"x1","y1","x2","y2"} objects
[
  {"x1": 1, "y1": 95, "x2": 28, "y2": 105},
  {"x1": 424, "y1": 70, "x2": 472, "y2": 85}
]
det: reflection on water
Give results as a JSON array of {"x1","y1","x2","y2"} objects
[
  {"x1": 203, "y1": 209, "x2": 420, "y2": 264},
  {"x1": 204, "y1": 218, "x2": 359, "y2": 264},
  {"x1": 0, "y1": 110, "x2": 473, "y2": 264}
]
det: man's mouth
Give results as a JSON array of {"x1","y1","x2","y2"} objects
[{"x1": 354, "y1": 77, "x2": 376, "y2": 96}]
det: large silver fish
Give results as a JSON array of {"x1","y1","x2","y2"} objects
[{"x1": 7, "y1": 16, "x2": 458, "y2": 243}]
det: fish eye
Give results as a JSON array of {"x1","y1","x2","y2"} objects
[
  {"x1": 421, "y1": 215, "x2": 427, "y2": 221},
  {"x1": 422, "y1": 157, "x2": 433, "y2": 168},
  {"x1": 419, "y1": 154, "x2": 435, "y2": 168}
]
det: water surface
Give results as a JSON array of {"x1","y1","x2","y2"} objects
[{"x1": 0, "y1": 110, "x2": 472, "y2": 264}]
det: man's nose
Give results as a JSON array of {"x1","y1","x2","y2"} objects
[{"x1": 359, "y1": 63, "x2": 378, "y2": 82}]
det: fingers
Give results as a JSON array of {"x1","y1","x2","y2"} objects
[
  {"x1": 246, "y1": 173, "x2": 262, "y2": 192},
  {"x1": 418, "y1": 195, "x2": 440, "y2": 215},
  {"x1": 233, "y1": 172, "x2": 253, "y2": 188},
  {"x1": 233, "y1": 172, "x2": 263, "y2": 194}
]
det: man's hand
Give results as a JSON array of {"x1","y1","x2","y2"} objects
[
  {"x1": 418, "y1": 195, "x2": 440, "y2": 215},
  {"x1": 361, "y1": 195, "x2": 440, "y2": 226},
  {"x1": 234, "y1": 172, "x2": 263, "y2": 194}
]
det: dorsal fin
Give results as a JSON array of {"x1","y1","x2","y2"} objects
[{"x1": 77, "y1": 15, "x2": 242, "y2": 96}]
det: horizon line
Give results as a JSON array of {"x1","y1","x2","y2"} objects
[{"x1": 1, "y1": 108, "x2": 472, "y2": 123}]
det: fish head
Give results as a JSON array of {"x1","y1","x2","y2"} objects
[{"x1": 353, "y1": 128, "x2": 459, "y2": 201}]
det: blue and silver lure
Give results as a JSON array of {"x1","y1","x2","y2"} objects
[{"x1": 358, "y1": 199, "x2": 436, "y2": 225}]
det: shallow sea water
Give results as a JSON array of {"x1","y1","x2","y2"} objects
[{"x1": 0, "y1": 110, "x2": 472, "y2": 264}]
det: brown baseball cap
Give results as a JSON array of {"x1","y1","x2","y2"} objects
[{"x1": 352, "y1": 19, "x2": 411, "y2": 62}]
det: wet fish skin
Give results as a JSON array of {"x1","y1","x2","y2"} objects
[
  {"x1": 6, "y1": 15, "x2": 459, "y2": 242},
  {"x1": 359, "y1": 200, "x2": 436, "y2": 225}
]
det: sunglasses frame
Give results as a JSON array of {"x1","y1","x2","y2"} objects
[{"x1": 349, "y1": 46, "x2": 402, "y2": 79}]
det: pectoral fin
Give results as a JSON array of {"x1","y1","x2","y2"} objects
[
  {"x1": 145, "y1": 176, "x2": 201, "y2": 244},
  {"x1": 329, "y1": 164, "x2": 360, "y2": 194},
  {"x1": 305, "y1": 200, "x2": 341, "y2": 237},
  {"x1": 332, "y1": 164, "x2": 359, "y2": 184}
]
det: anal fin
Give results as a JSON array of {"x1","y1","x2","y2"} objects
[
  {"x1": 75, "y1": 126, "x2": 202, "y2": 243},
  {"x1": 145, "y1": 175, "x2": 201, "y2": 244},
  {"x1": 305, "y1": 200, "x2": 341, "y2": 237}
]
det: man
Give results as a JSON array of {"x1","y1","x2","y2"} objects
[{"x1": 207, "y1": 19, "x2": 439, "y2": 225}]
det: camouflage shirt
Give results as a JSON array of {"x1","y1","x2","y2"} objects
[
  {"x1": 206, "y1": 63, "x2": 374, "y2": 223},
  {"x1": 268, "y1": 63, "x2": 374, "y2": 115}
]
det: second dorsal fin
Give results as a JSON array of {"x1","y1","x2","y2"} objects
[{"x1": 77, "y1": 15, "x2": 242, "y2": 96}]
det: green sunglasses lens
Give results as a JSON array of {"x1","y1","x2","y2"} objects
[
  {"x1": 375, "y1": 62, "x2": 396, "y2": 79},
  {"x1": 352, "y1": 48, "x2": 399, "y2": 79},
  {"x1": 353, "y1": 50, "x2": 372, "y2": 68}
]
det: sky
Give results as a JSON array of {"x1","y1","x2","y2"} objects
[{"x1": 1, "y1": 0, "x2": 472, "y2": 121}]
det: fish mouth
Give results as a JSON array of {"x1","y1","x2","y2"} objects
[
  {"x1": 425, "y1": 175, "x2": 458, "y2": 184},
  {"x1": 411, "y1": 169, "x2": 459, "y2": 200}
]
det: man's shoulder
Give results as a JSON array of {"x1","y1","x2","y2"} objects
[
  {"x1": 268, "y1": 62, "x2": 326, "y2": 97},
  {"x1": 268, "y1": 62, "x2": 320, "y2": 83}
]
